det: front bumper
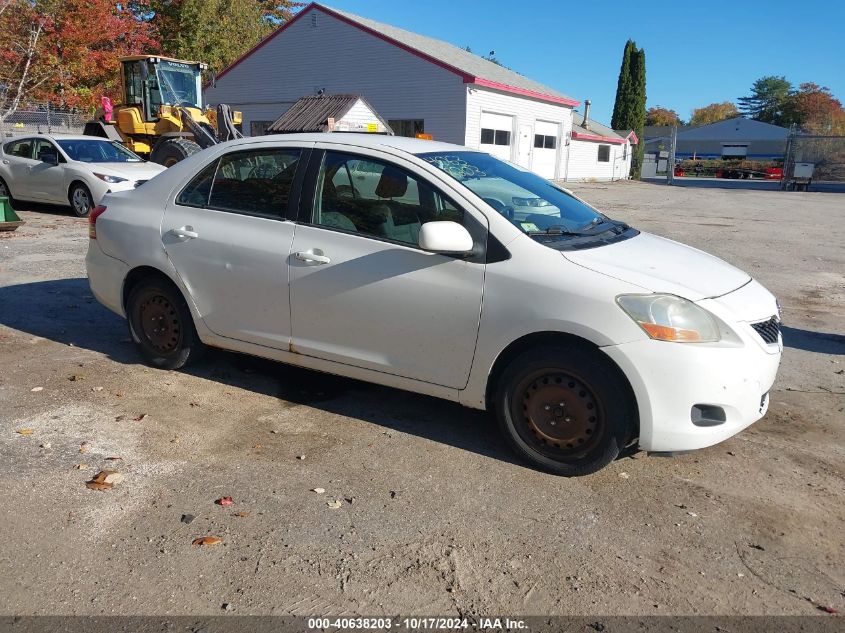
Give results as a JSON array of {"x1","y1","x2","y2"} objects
[{"x1": 602, "y1": 280, "x2": 782, "y2": 452}]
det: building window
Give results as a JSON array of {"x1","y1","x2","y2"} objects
[
  {"x1": 623, "y1": 143, "x2": 628, "y2": 160},
  {"x1": 534, "y1": 134, "x2": 556, "y2": 149},
  {"x1": 388, "y1": 119, "x2": 425, "y2": 138},
  {"x1": 598, "y1": 145, "x2": 610, "y2": 162},
  {"x1": 250, "y1": 120, "x2": 273, "y2": 137},
  {"x1": 481, "y1": 128, "x2": 511, "y2": 146}
]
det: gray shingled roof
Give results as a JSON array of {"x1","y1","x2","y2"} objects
[
  {"x1": 320, "y1": 4, "x2": 575, "y2": 103},
  {"x1": 571, "y1": 112, "x2": 625, "y2": 139},
  {"x1": 267, "y1": 94, "x2": 392, "y2": 133}
]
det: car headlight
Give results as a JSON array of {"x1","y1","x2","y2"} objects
[
  {"x1": 617, "y1": 294, "x2": 722, "y2": 343},
  {"x1": 93, "y1": 173, "x2": 128, "y2": 184}
]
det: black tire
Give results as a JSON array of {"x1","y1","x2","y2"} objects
[
  {"x1": 0, "y1": 176, "x2": 15, "y2": 207},
  {"x1": 69, "y1": 182, "x2": 93, "y2": 217},
  {"x1": 494, "y1": 344, "x2": 635, "y2": 476},
  {"x1": 126, "y1": 277, "x2": 204, "y2": 369},
  {"x1": 150, "y1": 138, "x2": 201, "y2": 167}
]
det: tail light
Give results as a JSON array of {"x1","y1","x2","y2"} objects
[{"x1": 88, "y1": 205, "x2": 107, "y2": 239}]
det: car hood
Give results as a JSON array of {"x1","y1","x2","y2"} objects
[
  {"x1": 563, "y1": 232, "x2": 751, "y2": 301},
  {"x1": 81, "y1": 162, "x2": 166, "y2": 181}
]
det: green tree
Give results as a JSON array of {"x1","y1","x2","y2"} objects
[
  {"x1": 612, "y1": 40, "x2": 646, "y2": 177},
  {"x1": 689, "y1": 101, "x2": 739, "y2": 126},
  {"x1": 140, "y1": 0, "x2": 300, "y2": 74},
  {"x1": 738, "y1": 76, "x2": 792, "y2": 124}
]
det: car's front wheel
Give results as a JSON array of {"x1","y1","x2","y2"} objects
[
  {"x1": 0, "y1": 176, "x2": 16, "y2": 206},
  {"x1": 69, "y1": 182, "x2": 93, "y2": 217},
  {"x1": 494, "y1": 344, "x2": 635, "y2": 476},
  {"x1": 126, "y1": 277, "x2": 204, "y2": 369}
]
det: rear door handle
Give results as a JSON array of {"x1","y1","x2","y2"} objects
[
  {"x1": 294, "y1": 250, "x2": 331, "y2": 264},
  {"x1": 171, "y1": 226, "x2": 199, "y2": 239}
]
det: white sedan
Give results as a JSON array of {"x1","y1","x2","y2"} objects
[
  {"x1": 0, "y1": 134, "x2": 165, "y2": 216},
  {"x1": 86, "y1": 133, "x2": 782, "y2": 476}
]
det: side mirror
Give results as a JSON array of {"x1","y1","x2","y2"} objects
[
  {"x1": 418, "y1": 221, "x2": 473, "y2": 254},
  {"x1": 40, "y1": 151, "x2": 59, "y2": 165}
]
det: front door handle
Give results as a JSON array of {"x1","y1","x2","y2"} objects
[
  {"x1": 171, "y1": 226, "x2": 199, "y2": 239},
  {"x1": 294, "y1": 250, "x2": 331, "y2": 265}
]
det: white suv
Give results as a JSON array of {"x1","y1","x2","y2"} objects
[{"x1": 86, "y1": 133, "x2": 782, "y2": 475}]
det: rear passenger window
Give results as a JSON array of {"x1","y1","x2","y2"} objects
[
  {"x1": 177, "y1": 161, "x2": 217, "y2": 208},
  {"x1": 208, "y1": 149, "x2": 301, "y2": 217},
  {"x1": 312, "y1": 151, "x2": 465, "y2": 247}
]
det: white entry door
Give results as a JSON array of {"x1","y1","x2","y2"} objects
[
  {"x1": 517, "y1": 124, "x2": 533, "y2": 170},
  {"x1": 532, "y1": 120, "x2": 559, "y2": 179}
]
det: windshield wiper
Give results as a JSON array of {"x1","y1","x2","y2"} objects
[{"x1": 526, "y1": 225, "x2": 597, "y2": 237}]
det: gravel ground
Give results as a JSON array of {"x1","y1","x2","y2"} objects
[{"x1": 0, "y1": 181, "x2": 842, "y2": 617}]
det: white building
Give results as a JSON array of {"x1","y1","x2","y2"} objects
[
  {"x1": 205, "y1": 2, "x2": 629, "y2": 181},
  {"x1": 565, "y1": 105, "x2": 637, "y2": 181}
]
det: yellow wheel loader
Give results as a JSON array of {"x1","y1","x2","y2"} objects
[{"x1": 84, "y1": 55, "x2": 243, "y2": 167}]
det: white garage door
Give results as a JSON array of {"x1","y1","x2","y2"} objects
[
  {"x1": 532, "y1": 120, "x2": 559, "y2": 179},
  {"x1": 480, "y1": 112, "x2": 513, "y2": 161}
]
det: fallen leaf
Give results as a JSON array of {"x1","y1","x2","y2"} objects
[
  {"x1": 326, "y1": 499, "x2": 342, "y2": 509},
  {"x1": 312, "y1": 488, "x2": 326, "y2": 495},
  {"x1": 819, "y1": 605, "x2": 838, "y2": 614},
  {"x1": 30, "y1": 387, "x2": 44, "y2": 392},
  {"x1": 104, "y1": 456, "x2": 122, "y2": 461},
  {"x1": 115, "y1": 415, "x2": 125, "y2": 422},
  {"x1": 86, "y1": 470, "x2": 123, "y2": 490},
  {"x1": 85, "y1": 481, "x2": 113, "y2": 491},
  {"x1": 233, "y1": 511, "x2": 250, "y2": 518},
  {"x1": 133, "y1": 413, "x2": 147, "y2": 422},
  {"x1": 170, "y1": 436, "x2": 181, "y2": 444},
  {"x1": 74, "y1": 463, "x2": 89, "y2": 470},
  {"x1": 15, "y1": 428, "x2": 34, "y2": 436},
  {"x1": 68, "y1": 374, "x2": 85, "y2": 381},
  {"x1": 192, "y1": 536, "x2": 223, "y2": 546},
  {"x1": 79, "y1": 442, "x2": 89, "y2": 453},
  {"x1": 215, "y1": 496, "x2": 234, "y2": 506}
]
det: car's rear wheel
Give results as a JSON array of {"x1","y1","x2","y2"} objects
[
  {"x1": 126, "y1": 277, "x2": 204, "y2": 369},
  {"x1": 69, "y1": 182, "x2": 93, "y2": 217},
  {"x1": 494, "y1": 344, "x2": 635, "y2": 476}
]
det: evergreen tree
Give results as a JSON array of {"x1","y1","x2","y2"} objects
[
  {"x1": 737, "y1": 76, "x2": 792, "y2": 124},
  {"x1": 611, "y1": 40, "x2": 646, "y2": 178}
]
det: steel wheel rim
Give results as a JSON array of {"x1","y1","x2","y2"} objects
[
  {"x1": 72, "y1": 188, "x2": 90, "y2": 214},
  {"x1": 512, "y1": 369, "x2": 604, "y2": 458},
  {"x1": 136, "y1": 292, "x2": 182, "y2": 354}
]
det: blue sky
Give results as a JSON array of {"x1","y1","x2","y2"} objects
[{"x1": 319, "y1": 0, "x2": 845, "y2": 123}]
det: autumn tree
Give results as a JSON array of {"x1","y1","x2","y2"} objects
[
  {"x1": 738, "y1": 76, "x2": 792, "y2": 124},
  {"x1": 689, "y1": 102, "x2": 739, "y2": 126},
  {"x1": 783, "y1": 83, "x2": 845, "y2": 134},
  {"x1": 0, "y1": 0, "x2": 156, "y2": 112},
  {"x1": 645, "y1": 106, "x2": 680, "y2": 126}
]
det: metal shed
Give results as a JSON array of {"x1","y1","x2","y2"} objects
[{"x1": 266, "y1": 94, "x2": 393, "y2": 134}]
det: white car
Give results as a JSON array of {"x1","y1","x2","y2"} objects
[
  {"x1": 85, "y1": 133, "x2": 782, "y2": 476},
  {"x1": 0, "y1": 134, "x2": 166, "y2": 217}
]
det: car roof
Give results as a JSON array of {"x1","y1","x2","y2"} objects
[
  {"x1": 5, "y1": 133, "x2": 114, "y2": 142},
  {"x1": 230, "y1": 133, "x2": 477, "y2": 156}
]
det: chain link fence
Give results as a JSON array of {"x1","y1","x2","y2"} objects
[
  {"x1": 782, "y1": 132, "x2": 845, "y2": 190},
  {"x1": 0, "y1": 102, "x2": 88, "y2": 139}
]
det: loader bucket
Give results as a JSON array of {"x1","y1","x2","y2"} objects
[{"x1": 0, "y1": 197, "x2": 24, "y2": 232}]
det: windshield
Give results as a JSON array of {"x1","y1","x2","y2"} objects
[
  {"x1": 152, "y1": 60, "x2": 201, "y2": 109},
  {"x1": 418, "y1": 151, "x2": 618, "y2": 235},
  {"x1": 56, "y1": 140, "x2": 143, "y2": 163}
]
